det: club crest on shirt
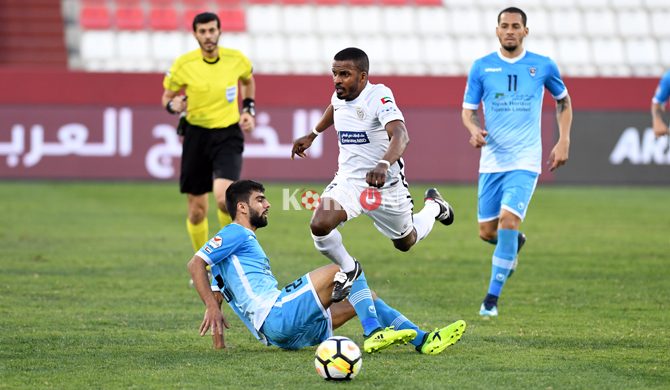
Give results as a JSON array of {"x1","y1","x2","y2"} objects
[
  {"x1": 356, "y1": 106, "x2": 365, "y2": 120},
  {"x1": 529, "y1": 67, "x2": 536, "y2": 77},
  {"x1": 209, "y1": 235, "x2": 222, "y2": 248}
]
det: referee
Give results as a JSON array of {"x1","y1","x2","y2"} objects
[{"x1": 161, "y1": 11, "x2": 256, "y2": 253}]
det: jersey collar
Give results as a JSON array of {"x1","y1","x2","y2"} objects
[{"x1": 497, "y1": 48, "x2": 527, "y2": 64}]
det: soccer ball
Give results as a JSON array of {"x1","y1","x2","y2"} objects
[
  {"x1": 300, "y1": 190, "x2": 320, "y2": 210},
  {"x1": 314, "y1": 336, "x2": 362, "y2": 381}
]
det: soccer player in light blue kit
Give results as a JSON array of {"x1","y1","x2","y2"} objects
[
  {"x1": 651, "y1": 70, "x2": 670, "y2": 138},
  {"x1": 188, "y1": 180, "x2": 466, "y2": 353},
  {"x1": 461, "y1": 7, "x2": 573, "y2": 317}
]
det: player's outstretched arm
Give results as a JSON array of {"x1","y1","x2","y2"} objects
[
  {"x1": 461, "y1": 108, "x2": 487, "y2": 148},
  {"x1": 651, "y1": 101, "x2": 670, "y2": 138},
  {"x1": 548, "y1": 94, "x2": 573, "y2": 172},
  {"x1": 291, "y1": 104, "x2": 334, "y2": 159},
  {"x1": 187, "y1": 255, "x2": 230, "y2": 349}
]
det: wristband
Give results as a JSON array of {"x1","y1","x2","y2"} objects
[
  {"x1": 165, "y1": 100, "x2": 177, "y2": 114},
  {"x1": 311, "y1": 128, "x2": 320, "y2": 136},
  {"x1": 242, "y1": 98, "x2": 256, "y2": 117},
  {"x1": 378, "y1": 159, "x2": 391, "y2": 169}
]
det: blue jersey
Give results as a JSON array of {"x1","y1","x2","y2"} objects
[
  {"x1": 463, "y1": 50, "x2": 568, "y2": 173},
  {"x1": 652, "y1": 70, "x2": 670, "y2": 105},
  {"x1": 196, "y1": 223, "x2": 281, "y2": 345}
]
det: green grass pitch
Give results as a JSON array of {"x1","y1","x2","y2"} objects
[{"x1": 1, "y1": 181, "x2": 668, "y2": 389}]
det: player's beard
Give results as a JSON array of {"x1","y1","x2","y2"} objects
[
  {"x1": 501, "y1": 42, "x2": 518, "y2": 53},
  {"x1": 249, "y1": 208, "x2": 268, "y2": 229}
]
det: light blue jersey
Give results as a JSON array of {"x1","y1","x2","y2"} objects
[
  {"x1": 196, "y1": 223, "x2": 281, "y2": 345},
  {"x1": 463, "y1": 50, "x2": 568, "y2": 173},
  {"x1": 652, "y1": 70, "x2": 670, "y2": 105}
]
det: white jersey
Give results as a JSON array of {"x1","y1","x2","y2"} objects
[{"x1": 331, "y1": 82, "x2": 405, "y2": 184}]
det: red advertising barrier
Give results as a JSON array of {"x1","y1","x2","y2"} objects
[{"x1": 0, "y1": 69, "x2": 663, "y2": 183}]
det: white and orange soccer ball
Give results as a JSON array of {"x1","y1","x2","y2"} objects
[
  {"x1": 314, "y1": 336, "x2": 362, "y2": 381},
  {"x1": 301, "y1": 190, "x2": 320, "y2": 211}
]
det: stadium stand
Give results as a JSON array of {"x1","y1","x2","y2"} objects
[
  {"x1": 66, "y1": 0, "x2": 669, "y2": 76},
  {"x1": 0, "y1": 0, "x2": 68, "y2": 68}
]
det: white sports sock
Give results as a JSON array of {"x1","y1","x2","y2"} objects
[
  {"x1": 312, "y1": 229, "x2": 356, "y2": 272},
  {"x1": 413, "y1": 200, "x2": 440, "y2": 241}
]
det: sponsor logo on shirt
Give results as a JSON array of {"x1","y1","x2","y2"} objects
[
  {"x1": 380, "y1": 96, "x2": 393, "y2": 104},
  {"x1": 338, "y1": 131, "x2": 370, "y2": 145},
  {"x1": 485, "y1": 67, "x2": 503, "y2": 72},
  {"x1": 209, "y1": 235, "x2": 222, "y2": 248},
  {"x1": 204, "y1": 246, "x2": 212, "y2": 254}
]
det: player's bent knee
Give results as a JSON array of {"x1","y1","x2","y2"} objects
[
  {"x1": 478, "y1": 227, "x2": 496, "y2": 242},
  {"x1": 310, "y1": 219, "x2": 335, "y2": 236},
  {"x1": 392, "y1": 240, "x2": 413, "y2": 252},
  {"x1": 479, "y1": 232, "x2": 495, "y2": 242}
]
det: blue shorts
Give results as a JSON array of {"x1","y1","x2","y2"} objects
[
  {"x1": 260, "y1": 274, "x2": 333, "y2": 350},
  {"x1": 478, "y1": 170, "x2": 539, "y2": 222}
]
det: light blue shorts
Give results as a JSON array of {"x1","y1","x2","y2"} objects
[
  {"x1": 478, "y1": 170, "x2": 539, "y2": 222},
  {"x1": 260, "y1": 274, "x2": 333, "y2": 350}
]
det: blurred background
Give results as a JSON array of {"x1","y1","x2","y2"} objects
[{"x1": 1, "y1": 0, "x2": 668, "y2": 184}]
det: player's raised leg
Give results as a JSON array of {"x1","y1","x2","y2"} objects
[
  {"x1": 390, "y1": 187, "x2": 455, "y2": 252},
  {"x1": 310, "y1": 197, "x2": 360, "y2": 302}
]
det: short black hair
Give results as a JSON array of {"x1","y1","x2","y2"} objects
[
  {"x1": 192, "y1": 12, "x2": 220, "y2": 31},
  {"x1": 225, "y1": 180, "x2": 265, "y2": 220},
  {"x1": 334, "y1": 47, "x2": 369, "y2": 73},
  {"x1": 498, "y1": 7, "x2": 527, "y2": 27}
]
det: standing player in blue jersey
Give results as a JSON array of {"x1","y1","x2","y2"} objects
[
  {"x1": 651, "y1": 70, "x2": 670, "y2": 138},
  {"x1": 188, "y1": 180, "x2": 466, "y2": 353},
  {"x1": 461, "y1": 7, "x2": 573, "y2": 317}
]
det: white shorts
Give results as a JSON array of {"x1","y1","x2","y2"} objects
[{"x1": 321, "y1": 175, "x2": 414, "y2": 240}]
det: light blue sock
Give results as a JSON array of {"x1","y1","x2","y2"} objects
[
  {"x1": 487, "y1": 229, "x2": 518, "y2": 297},
  {"x1": 374, "y1": 298, "x2": 426, "y2": 347},
  {"x1": 348, "y1": 272, "x2": 382, "y2": 336}
]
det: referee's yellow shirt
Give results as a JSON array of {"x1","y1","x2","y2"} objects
[{"x1": 163, "y1": 47, "x2": 253, "y2": 129}]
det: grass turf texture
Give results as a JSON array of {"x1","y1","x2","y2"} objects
[{"x1": 1, "y1": 182, "x2": 668, "y2": 389}]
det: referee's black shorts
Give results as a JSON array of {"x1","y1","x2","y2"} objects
[{"x1": 180, "y1": 121, "x2": 244, "y2": 195}]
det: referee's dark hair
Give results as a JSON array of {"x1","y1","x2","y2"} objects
[
  {"x1": 226, "y1": 180, "x2": 265, "y2": 220},
  {"x1": 192, "y1": 12, "x2": 221, "y2": 31},
  {"x1": 334, "y1": 47, "x2": 369, "y2": 74}
]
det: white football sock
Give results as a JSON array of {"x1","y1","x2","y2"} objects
[
  {"x1": 312, "y1": 229, "x2": 356, "y2": 272},
  {"x1": 413, "y1": 200, "x2": 440, "y2": 241}
]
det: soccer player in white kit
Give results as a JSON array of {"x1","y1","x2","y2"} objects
[{"x1": 292, "y1": 48, "x2": 454, "y2": 303}]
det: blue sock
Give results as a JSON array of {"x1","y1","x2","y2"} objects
[
  {"x1": 373, "y1": 298, "x2": 427, "y2": 347},
  {"x1": 348, "y1": 272, "x2": 382, "y2": 336},
  {"x1": 487, "y1": 229, "x2": 518, "y2": 299}
]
